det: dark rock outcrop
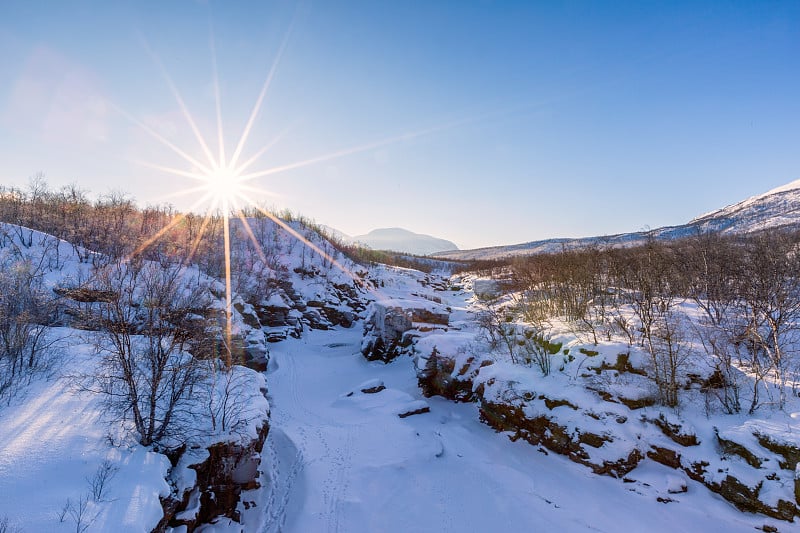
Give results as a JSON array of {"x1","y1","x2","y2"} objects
[
  {"x1": 414, "y1": 339, "x2": 799, "y2": 522},
  {"x1": 417, "y1": 348, "x2": 488, "y2": 403},
  {"x1": 155, "y1": 422, "x2": 270, "y2": 532},
  {"x1": 479, "y1": 401, "x2": 640, "y2": 478},
  {"x1": 398, "y1": 405, "x2": 431, "y2": 418}
]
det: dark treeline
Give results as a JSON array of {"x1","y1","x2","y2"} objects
[
  {"x1": 0, "y1": 179, "x2": 219, "y2": 266},
  {"x1": 0, "y1": 178, "x2": 461, "y2": 275}
]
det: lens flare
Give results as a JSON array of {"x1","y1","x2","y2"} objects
[
  {"x1": 120, "y1": 10, "x2": 459, "y2": 366},
  {"x1": 205, "y1": 165, "x2": 243, "y2": 212}
]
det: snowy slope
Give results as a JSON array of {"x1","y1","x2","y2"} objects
[
  {"x1": 258, "y1": 278, "x2": 778, "y2": 533},
  {"x1": 260, "y1": 332, "x2": 769, "y2": 533},
  {"x1": 435, "y1": 179, "x2": 800, "y2": 260},
  {"x1": 1, "y1": 212, "x2": 797, "y2": 531},
  {"x1": 690, "y1": 178, "x2": 800, "y2": 233},
  {"x1": 0, "y1": 339, "x2": 173, "y2": 532},
  {"x1": 0, "y1": 223, "x2": 270, "y2": 532}
]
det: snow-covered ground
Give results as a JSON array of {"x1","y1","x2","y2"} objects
[
  {"x1": 1, "y1": 217, "x2": 797, "y2": 532},
  {"x1": 0, "y1": 223, "x2": 270, "y2": 532},
  {"x1": 258, "y1": 289, "x2": 779, "y2": 533},
  {"x1": 0, "y1": 337, "x2": 171, "y2": 532}
]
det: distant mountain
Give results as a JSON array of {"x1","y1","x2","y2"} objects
[
  {"x1": 353, "y1": 228, "x2": 459, "y2": 256},
  {"x1": 318, "y1": 224, "x2": 352, "y2": 243},
  {"x1": 434, "y1": 179, "x2": 800, "y2": 261}
]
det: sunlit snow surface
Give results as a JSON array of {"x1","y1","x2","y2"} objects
[
  {"x1": 254, "y1": 328, "x2": 770, "y2": 533},
  {"x1": 0, "y1": 223, "x2": 269, "y2": 532},
  {"x1": 0, "y1": 339, "x2": 171, "y2": 532},
  {"x1": 0, "y1": 220, "x2": 791, "y2": 532}
]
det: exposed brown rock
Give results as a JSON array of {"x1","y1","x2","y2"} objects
[
  {"x1": 717, "y1": 434, "x2": 764, "y2": 468},
  {"x1": 617, "y1": 395, "x2": 656, "y2": 410},
  {"x1": 418, "y1": 349, "x2": 476, "y2": 402},
  {"x1": 540, "y1": 396, "x2": 578, "y2": 411},
  {"x1": 156, "y1": 423, "x2": 270, "y2": 532},
  {"x1": 54, "y1": 286, "x2": 117, "y2": 303},
  {"x1": 651, "y1": 414, "x2": 699, "y2": 447},
  {"x1": 647, "y1": 445, "x2": 682, "y2": 469},
  {"x1": 756, "y1": 434, "x2": 800, "y2": 471},
  {"x1": 398, "y1": 406, "x2": 430, "y2": 418}
]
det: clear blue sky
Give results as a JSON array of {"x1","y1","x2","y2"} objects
[{"x1": 1, "y1": 1, "x2": 798, "y2": 249}]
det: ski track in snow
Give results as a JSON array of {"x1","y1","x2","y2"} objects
[
  {"x1": 264, "y1": 338, "x2": 365, "y2": 533},
  {"x1": 261, "y1": 427, "x2": 304, "y2": 533}
]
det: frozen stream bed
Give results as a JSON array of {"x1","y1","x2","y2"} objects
[{"x1": 258, "y1": 327, "x2": 769, "y2": 533}]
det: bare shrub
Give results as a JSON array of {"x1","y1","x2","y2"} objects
[
  {"x1": 206, "y1": 362, "x2": 264, "y2": 438},
  {"x1": 0, "y1": 255, "x2": 58, "y2": 403},
  {"x1": 64, "y1": 495, "x2": 95, "y2": 533},
  {"x1": 518, "y1": 328, "x2": 562, "y2": 376},
  {"x1": 694, "y1": 321, "x2": 742, "y2": 414},
  {"x1": 476, "y1": 307, "x2": 519, "y2": 363},
  {"x1": 0, "y1": 516, "x2": 22, "y2": 533},
  {"x1": 86, "y1": 460, "x2": 119, "y2": 502}
]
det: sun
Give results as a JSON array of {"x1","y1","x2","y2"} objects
[
  {"x1": 123, "y1": 20, "x2": 411, "y2": 365},
  {"x1": 204, "y1": 165, "x2": 243, "y2": 212}
]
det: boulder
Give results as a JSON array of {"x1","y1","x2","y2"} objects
[
  {"x1": 256, "y1": 305, "x2": 291, "y2": 328},
  {"x1": 410, "y1": 308, "x2": 449, "y2": 326},
  {"x1": 361, "y1": 302, "x2": 414, "y2": 362},
  {"x1": 418, "y1": 348, "x2": 483, "y2": 402},
  {"x1": 243, "y1": 344, "x2": 269, "y2": 372},
  {"x1": 472, "y1": 278, "x2": 502, "y2": 300}
]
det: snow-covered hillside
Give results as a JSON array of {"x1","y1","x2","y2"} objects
[
  {"x1": 1, "y1": 210, "x2": 799, "y2": 532},
  {"x1": 690, "y1": 178, "x2": 800, "y2": 233},
  {"x1": 0, "y1": 217, "x2": 366, "y2": 532},
  {"x1": 259, "y1": 261, "x2": 794, "y2": 532},
  {"x1": 435, "y1": 179, "x2": 800, "y2": 260},
  {"x1": 0, "y1": 223, "x2": 271, "y2": 532}
]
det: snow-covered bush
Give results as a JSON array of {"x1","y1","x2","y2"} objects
[{"x1": 518, "y1": 329, "x2": 562, "y2": 376}]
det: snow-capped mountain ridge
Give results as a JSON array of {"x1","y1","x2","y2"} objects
[
  {"x1": 435, "y1": 179, "x2": 800, "y2": 261},
  {"x1": 690, "y1": 178, "x2": 800, "y2": 226},
  {"x1": 757, "y1": 177, "x2": 800, "y2": 198},
  {"x1": 691, "y1": 179, "x2": 800, "y2": 222}
]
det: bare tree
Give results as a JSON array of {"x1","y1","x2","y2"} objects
[
  {"x1": 736, "y1": 233, "x2": 800, "y2": 411},
  {"x1": 87, "y1": 260, "x2": 211, "y2": 447},
  {"x1": 205, "y1": 361, "x2": 264, "y2": 438},
  {"x1": 682, "y1": 233, "x2": 743, "y2": 412},
  {"x1": 647, "y1": 308, "x2": 690, "y2": 407}
]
